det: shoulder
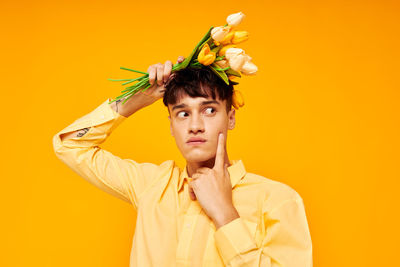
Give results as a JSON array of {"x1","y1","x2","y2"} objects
[
  {"x1": 154, "y1": 160, "x2": 176, "y2": 176},
  {"x1": 241, "y1": 172, "x2": 303, "y2": 208},
  {"x1": 123, "y1": 159, "x2": 175, "y2": 177},
  {"x1": 159, "y1": 159, "x2": 175, "y2": 169}
]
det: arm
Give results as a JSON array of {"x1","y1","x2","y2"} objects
[
  {"x1": 60, "y1": 55, "x2": 184, "y2": 142},
  {"x1": 214, "y1": 196, "x2": 313, "y2": 266},
  {"x1": 60, "y1": 95, "x2": 146, "y2": 141},
  {"x1": 52, "y1": 95, "x2": 173, "y2": 208},
  {"x1": 53, "y1": 57, "x2": 184, "y2": 208}
]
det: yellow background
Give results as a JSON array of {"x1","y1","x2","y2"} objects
[{"x1": 1, "y1": 0, "x2": 399, "y2": 266}]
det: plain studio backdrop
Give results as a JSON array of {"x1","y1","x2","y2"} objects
[{"x1": 1, "y1": 0, "x2": 399, "y2": 266}]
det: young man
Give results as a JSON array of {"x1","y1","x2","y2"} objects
[{"x1": 53, "y1": 56, "x2": 313, "y2": 266}]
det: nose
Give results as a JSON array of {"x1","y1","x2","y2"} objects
[{"x1": 188, "y1": 112, "x2": 204, "y2": 134}]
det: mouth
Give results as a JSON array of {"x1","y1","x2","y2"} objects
[{"x1": 187, "y1": 140, "x2": 206, "y2": 146}]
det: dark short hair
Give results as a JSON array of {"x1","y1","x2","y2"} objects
[{"x1": 162, "y1": 67, "x2": 234, "y2": 113}]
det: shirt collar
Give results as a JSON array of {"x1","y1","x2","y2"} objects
[{"x1": 177, "y1": 159, "x2": 246, "y2": 192}]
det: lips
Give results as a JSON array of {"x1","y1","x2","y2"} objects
[{"x1": 187, "y1": 137, "x2": 207, "y2": 145}]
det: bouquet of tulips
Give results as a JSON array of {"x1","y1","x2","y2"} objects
[{"x1": 108, "y1": 11, "x2": 258, "y2": 109}]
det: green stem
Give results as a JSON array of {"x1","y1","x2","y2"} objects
[
  {"x1": 108, "y1": 78, "x2": 134, "y2": 81},
  {"x1": 122, "y1": 93, "x2": 134, "y2": 105},
  {"x1": 215, "y1": 66, "x2": 230, "y2": 71},
  {"x1": 123, "y1": 77, "x2": 148, "y2": 90},
  {"x1": 140, "y1": 83, "x2": 153, "y2": 92},
  {"x1": 191, "y1": 62, "x2": 202, "y2": 66},
  {"x1": 121, "y1": 76, "x2": 145, "y2": 85},
  {"x1": 115, "y1": 90, "x2": 134, "y2": 100},
  {"x1": 120, "y1": 67, "x2": 148, "y2": 75}
]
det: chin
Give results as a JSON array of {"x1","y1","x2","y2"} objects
[{"x1": 183, "y1": 151, "x2": 213, "y2": 163}]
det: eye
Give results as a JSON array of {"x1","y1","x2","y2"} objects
[
  {"x1": 177, "y1": 111, "x2": 188, "y2": 118},
  {"x1": 204, "y1": 107, "x2": 216, "y2": 114}
]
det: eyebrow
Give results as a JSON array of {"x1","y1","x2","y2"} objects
[{"x1": 171, "y1": 100, "x2": 220, "y2": 111}]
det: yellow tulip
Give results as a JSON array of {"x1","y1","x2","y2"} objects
[
  {"x1": 231, "y1": 31, "x2": 249, "y2": 44},
  {"x1": 232, "y1": 90, "x2": 245, "y2": 109},
  {"x1": 218, "y1": 44, "x2": 237, "y2": 57},
  {"x1": 197, "y1": 43, "x2": 216, "y2": 66},
  {"x1": 219, "y1": 30, "x2": 235, "y2": 45}
]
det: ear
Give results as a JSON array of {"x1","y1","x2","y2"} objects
[
  {"x1": 168, "y1": 115, "x2": 174, "y2": 136},
  {"x1": 228, "y1": 108, "x2": 236, "y2": 130}
]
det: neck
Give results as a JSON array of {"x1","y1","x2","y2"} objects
[{"x1": 186, "y1": 151, "x2": 231, "y2": 177}]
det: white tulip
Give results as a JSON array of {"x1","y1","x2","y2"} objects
[
  {"x1": 224, "y1": 47, "x2": 256, "y2": 73},
  {"x1": 215, "y1": 59, "x2": 230, "y2": 69},
  {"x1": 211, "y1": 26, "x2": 231, "y2": 42},
  {"x1": 224, "y1": 47, "x2": 245, "y2": 60},
  {"x1": 226, "y1": 12, "x2": 245, "y2": 27},
  {"x1": 241, "y1": 61, "x2": 258, "y2": 75},
  {"x1": 228, "y1": 54, "x2": 247, "y2": 72},
  {"x1": 244, "y1": 54, "x2": 252, "y2": 62}
]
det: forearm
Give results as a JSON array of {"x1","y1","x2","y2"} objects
[
  {"x1": 60, "y1": 127, "x2": 91, "y2": 141},
  {"x1": 61, "y1": 94, "x2": 148, "y2": 141}
]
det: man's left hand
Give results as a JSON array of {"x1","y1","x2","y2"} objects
[{"x1": 188, "y1": 133, "x2": 240, "y2": 229}]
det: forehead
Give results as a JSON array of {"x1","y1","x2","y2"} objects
[{"x1": 169, "y1": 95, "x2": 224, "y2": 111}]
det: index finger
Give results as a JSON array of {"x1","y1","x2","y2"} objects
[
  {"x1": 213, "y1": 133, "x2": 225, "y2": 171},
  {"x1": 163, "y1": 60, "x2": 172, "y2": 83}
]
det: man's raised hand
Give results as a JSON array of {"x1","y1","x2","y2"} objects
[
  {"x1": 109, "y1": 56, "x2": 185, "y2": 118},
  {"x1": 139, "y1": 56, "x2": 185, "y2": 101}
]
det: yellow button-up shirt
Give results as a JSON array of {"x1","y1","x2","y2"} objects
[{"x1": 52, "y1": 98, "x2": 313, "y2": 267}]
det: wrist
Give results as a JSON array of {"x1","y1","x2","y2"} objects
[
  {"x1": 110, "y1": 94, "x2": 151, "y2": 118},
  {"x1": 213, "y1": 206, "x2": 240, "y2": 230}
]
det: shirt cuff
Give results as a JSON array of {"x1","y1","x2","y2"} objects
[
  {"x1": 214, "y1": 217, "x2": 258, "y2": 265},
  {"x1": 57, "y1": 97, "x2": 127, "y2": 137}
]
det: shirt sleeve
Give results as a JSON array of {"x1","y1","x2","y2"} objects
[
  {"x1": 214, "y1": 196, "x2": 313, "y2": 266},
  {"x1": 52, "y1": 98, "x2": 169, "y2": 209}
]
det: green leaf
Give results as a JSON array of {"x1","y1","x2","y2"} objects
[
  {"x1": 211, "y1": 45, "x2": 223, "y2": 55},
  {"x1": 174, "y1": 26, "x2": 214, "y2": 71},
  {"x1": 210, "y1": 63, "x2": 230, "y2": 85},
  {"x1": 225, "y1": 68, "x2": 241, "y2": 78}
]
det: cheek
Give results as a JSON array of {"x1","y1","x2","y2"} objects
[
  {"x1": 206, "y1": 117, "x2": 228, "y2": 133},
  {"x1": 171, "y1": 123, "x2": 186, "y2": 143}
]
